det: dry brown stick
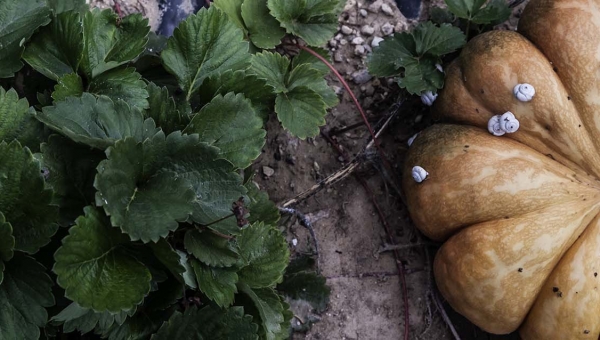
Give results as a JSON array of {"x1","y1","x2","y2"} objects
[
  {"x1": 423, "y1": 243, "x2": 462, "y2": 340},
  {"x1": 432, "y1": 291, "x2": 462, "y2": 340},
  {"x1": 379, "y1": 242, "x2": 436, "y2": 253},
  {"x1": 280, "y1": 109, "x2": 398, "y2": 208}
]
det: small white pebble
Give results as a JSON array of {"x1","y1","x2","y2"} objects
[
  {"x1": 359, "y1": 8, "x2": 368, "y2": 17},
  {"x1": 354, "y1": 45, "x2": 366, "y2": 56},
  {"x1": 381, "y1": 3, "x2": 394, "y2": 15},
  {"x1": 292, "y1": 238, "x2": 298, "y2": 246},
  {"x1": 381, "y1": 22, "x2": 394, "y2": 36},
  {"x1": 371, "y1": 36, "x2": 384, "y2": 47},
  {"x1": 361, "y1": 25, "x2": 375, "y2": 36},
  {"x1": 341, "y1": 25, "x2": 353, "y2": 35},
  {"x1": 351, "y1": 37, "x2": 365, "y2": 45}
]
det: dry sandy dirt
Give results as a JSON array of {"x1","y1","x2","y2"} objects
[{"x1": 89, "y1": 0, "x2": 528, "y2": 338}]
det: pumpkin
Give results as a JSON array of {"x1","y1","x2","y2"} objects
[{"x1": 403, "y1": 0, "x2": 600, "y2": 338}]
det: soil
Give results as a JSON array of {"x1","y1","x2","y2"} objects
[{"x1": 89, "y1": 0, "x2": 529, "y2": 338}]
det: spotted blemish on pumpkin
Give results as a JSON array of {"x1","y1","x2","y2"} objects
[
  {"x1": 584, "y1": 330, "x2": 590, "y2": 334},
  {"x1": 568, "y1": 96, "x2": 572, "y2": 100},
  {"x1": 595, "y1": 272, "x2": 598, "y2": 277},
  {"x1": 552, "y1": 287, "x2": 559, "y2": 292},
  {"x1": 518, "y1": 268, "x2": 523, "y2": 272}
]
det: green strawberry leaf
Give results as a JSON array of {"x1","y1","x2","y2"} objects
[
  {"x1": 151, "y1": 306, "x2": 258, "y2": 340},
  {"x1": 0, "y1": 0, "x2": 51, "y2": 77},
  {"x1": 368, "y1": 32, "x2": 415, "y2": 77},
  {"x1": 238, "y1": 283, "x2": 285, "y2": 340},
  {"x1": 47, "y1": 0, "x2": 88, "y2": 14},
  {"x1": 191, "y1": 260, "x2": 238, "y2": 307},
  {"x1": 0, "y1": 88, "x2": 45, "y2": 151},
  {"x1": 250, "y1": 54, "x2": 331, "y2": 138},
  {"x1": 0, "y1": 254, "x2": 55, "y2": 340},
  {"x1": 95, "y1": 131, "x2": 245, "y2": 241},
  {"x1": 180, "y1": 251, "x2": 198, "y2": 289},
  {"x1": 0, "y1": 140, "x2": 58, "y2": 254},
  {"x1": 275, "y1": 299, "x2": 293, "y2": 340},
  {"x1": 237, "y1": 222, "x2": 289, "y2": 288},
  {"x1": 429, "y1": 7, "x2": 456, "y2": 25},
  {"x1": 184, "y1": 229, "x2": 240, "y2": 267},
  {"x1": 412, "y1": 22, "x2": 466, "y2": 56},
  {"x1": 445, "y1": 0, "x2": 509, "y2": 24},
  {"x1": 99, "y1": 308, "x2": 172, "y2": 340},
  {"x1": 141, "y1": 277, "x2": 184, "y2": 312},
  {"x1": 368, "y1": 22, "x2": 465, "y2": 95},
  {"x1": 244, "y1": 181, "x2": 280, "y2": 226},
  {"x1": 241, "y1": 0, "x2": 286, "y2": 49},
  {"x1": 249, "y1": 51, "x2": 289, "y2": 94},
  {"x1": 93, "y1": 133, "x2": 196, "y2": 242},
  {"x1": 197, "y1": 70, "x2": 275, "y2": 121},
  {"x1": 470, "y1": 0, "x2": 511, "y2": 24},
  {"x1": 267, "y1": 0, "x2": 343, "y2": 46},
  {"x1": 275, "y1": 87, "x2": 327, "y2": 139},
  {"x1": 396, "y1": 57, "x2": 445, "y2": 95},
  {"x1": 81, "y1": 10, "x2": 150, "y2": 78},
  {"x1": 183, "y1": 92, "x2": 265, "y2": 169},
  {"x1": 277, "y1": 265, "x2": 330, "y2": 313},
  {"x1": 52, "y1": 73, "x2": 84, "y2": 101},
  {"x1": 444, "y1": 0, "x2": 485, "y2": 20},
  {"x1": 147, "y1": 239, "x2": 186, "y2": 283},
  {"x1": 287, "y1": 63, "x2": 338, "y2": 108},
  {"x1": 161, "y1": 6, "x2": 250, "y2": 101},
  {"x1": 212, "y1": 0, "x2": 246, "y2": 32},
  {"x1": 88, "y1": 67, "x2": 149, "y2": 110},
  {"x1": 35, "y1": 134, "x2": 105, "y2": 226},
  {"x1": 51, "y1": 302, "x2": 132, "y2": 334},
  {"x1": 54, "y1": 206, "x2": 152, "y2": 313},
  {"x1": 38, "y1": 93, "x2": 147, "y2": 149},
  {"x1": 0, "y1": 213, "x2": 14, "y2": 284},
  {"x1": 145, "y1": 82, "x2": 187, "y2": 133},
  {"x1": 291, "y1": 47, "x2": 332, "y2": 76},
  {"x1": 23, "y1": 10, "x2": 83, "y2": 81}
]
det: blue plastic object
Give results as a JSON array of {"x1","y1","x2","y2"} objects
[
  {"x1": 157, "y1": 0, "x2": 208, "y2": 36},
  {"x1": 394, "y1": 0, "x2": 421, "y2": 19}
]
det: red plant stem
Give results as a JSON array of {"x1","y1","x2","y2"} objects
[
  {"x1": 113, "y1": 1, "x2": 123, "y2": 18},
  {"x1": 298, "y1": 45, "x2": 399, "y2": 190},
  {"x1": 297, "y1": 45, "x2": 381, "y2": 148},
  {"x1": 321, "y1": 131, "x2": 410, "y2": 340}
]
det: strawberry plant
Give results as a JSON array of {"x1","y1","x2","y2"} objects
[
  {"x1": 367, "y1": 0, "x2": 511, "y2": 97},
  {"x1": 0, "y1": 0, "x2": 341, "y2": 338}
]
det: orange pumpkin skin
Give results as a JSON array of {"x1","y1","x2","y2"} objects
[{"x1": 404, "y1": 0, "x2": 600, "y2": 338}]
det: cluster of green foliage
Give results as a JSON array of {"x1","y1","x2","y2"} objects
[
  {"x1": 367, "y1": 0, "x2": 511, "y2": 95},
  {"x1": 0, "y1": 0, "x2": 340, "y2": 338}
]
